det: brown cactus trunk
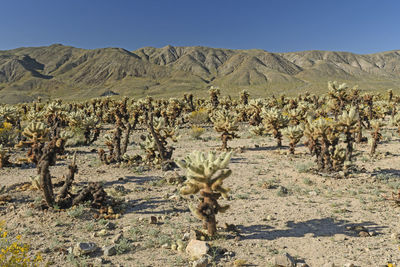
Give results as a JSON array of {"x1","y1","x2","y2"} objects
[
  {"x1": 221, "y1": 133, "x2": 228, "y2": 150},
  {"x1": 199, "y1": 188, "x2": 220, "y2": 236}
]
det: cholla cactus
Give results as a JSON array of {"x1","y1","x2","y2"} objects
[
  {"x1": 282, "y1": 124, "x2": 304, "y2": 154},
  {"x1": 18, "y1": 122, "x2": 49, "y2": 145},
  {"x1": 240, "y1": 90, "x2": 249, "y2": 105},
  {"x1": 0, "y1": 144, "x2": 11, "y2": 168},
  {"x1": 337, "y1": 107, "x2": 358, "y2": 160},
  {"x1": 249, "y1": 125, "x2": 268, "y2": 136},
  {"x1": 247, "y1": 99, "x2": 263, "y2": 126},
  {"x1": 211, "y1": 110, "x2": 239, "y2": 150},
  {"x1": 390, "y1": 113, "x2": 400, "y2": 136},
  {"x1": 68, "y1": 111, "x2": 100, "y2": 145},
  {"x1": 331, "y1": 145, "x2": 347, "y2": 172},
  {"x1": 139, "y1": 116, "x2": 179, "y2": 165},
  {"x1": 208, "y1": 88, "x2": 220, "y2": 108},
  {"x1": 0, "y1": 106, "x2": 19, "y2": 124},
  {"x1": 176, "y1": 151, "x2": 232, "y2": 236},
  {"x1": 369, "y1": 120, "x2": 384, "y2": 156},
  {"x1": 262, "y1": 107, "x2": 289, "y2": 147}
]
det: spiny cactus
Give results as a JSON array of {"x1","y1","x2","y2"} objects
[
  {"x1": 282, "y1": 124, "x2": 304, "y2": 154},
  {"x1": 176, "y1": 151, "x2": 232, "y2": 236},
  {"x1": 337, "y1": 107, "x2": 358, "y2": 161},
  {"x1": 211, "y1": 110, "x2": 239, "y2": 150},
  {"x1": 262, "y1": 107, "x2": 289, "y2": 148},
  {"x1": 22, "y1": 122, "x2": 49, "y2": 143},
  {"x1": 369, "y1": 120, "x2": 384, "y2": 156},
  {"x1": 208, "y1": 88, "x2": 220, "y2": 109},
  {"x1": 140, "y1": 114, "x2": 179, "y2": 166},
  {"x1": 0, "y1": 144, "x2": 11, "y2": 168},
  {"x1": 240, "y1": 90, "x2": 250, "y2": 105}
]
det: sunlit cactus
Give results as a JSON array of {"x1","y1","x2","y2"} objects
[
  {"x1": 211, "y1": 110, "x2": 239, "y2": 150},
  {"x1": 249, "y1": 125, "x2": 268, "y2": 136},
  {"x1": 240, "y1": 90, "x2": 250, "y2": 105},
  {"x1": 20, "y1": 122, "x2": 49, "y2": 144},
  {"x1": 139, "y1": 116, "x2": 179, "y2": 166},
  {"x1": 369, "y1": 119, "x2": 384, "y2": 156},
  {"x1": 176, "y1": 151, "x2": 232, "y2": 236},
  {"x1": 282, "y1": 124, "x2": 304, "y2": 154},
  {"x1": 208, "y1": 88, "x2": 220, "y2": 108},
  {"x1": 337, "y1": 107, "x2": 358, "y2": 160},
  {"x1": 0, "y1": 144, "x2": 11, "y2": 168},
  {"x1": 262, "y1": 107, "x2": 289, "y2": 147},
  {"x1": 0, "y1": 106, "x2": 19, "y2": 124}
]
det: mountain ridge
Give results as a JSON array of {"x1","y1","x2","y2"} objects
[{"x1": 1, "y1": 44, "x2": 400, "y2": 103}]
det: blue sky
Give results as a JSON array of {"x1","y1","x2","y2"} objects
[{"x1": 0, "y1": 0, "x2": 399, "y2": 54}]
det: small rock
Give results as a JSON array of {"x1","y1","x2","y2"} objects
[
  {"x1": 161, "y1": 243, "x2": 169, "y2": 249},
  {"x1": 266, "y1": 215, "x2": 273, "y2": 221},
  {"x1": 186, "y1": 240, "x2": 210, "y2": 260},
  {"x1": 344, "y1": 263, "x2": 354, "y2": 267},
  {"x1": 189, "y1": 229, "x2": 203, "y2": 240},
  {"x1": 334, "y1": 234, "x2": 347, "y2": 241},
  {"x1": 308, "y1": 191, "x2": 317, "y2": 196},
  {"x1": 391, "y1": 233, "x2": 400, "y2": 240},
  {"x1": 112, "y1": 233, "x2": 123, "y2": 244},
  {"x1": 105, "y1": 222, "x2": 116, "y2": 230},
  {"x1": 192, "y1": 255, "x2": 209, "y2": 267},
  {"x1": 74, "y1": 242, "x2": 97, "y2": 256},
  {"x1": 273, "y1": 252, "x2": 296, "y2": 267},
  {"x1": 358, "y1": 231, "x2": 370, "y2": 237},
  {"x1": 368, "y1": 231, "x2": 376, "y2": 236},
  {"x1": 296, "y1": 263, "x2": 308, "y2": 267},
  {"x1": 149, "y1": 216, "x2": 157, "y2": 224},
  {"x1": 182, "y1": 232, "x2": 191, "y2": 241},
  {"x1": 102, "y1": 245, "x2": 117, "y2": 256}
]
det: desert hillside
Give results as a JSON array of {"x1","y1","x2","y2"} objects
[{"x1": 1, "y1": 44, "x2": 400, "y2": 103}]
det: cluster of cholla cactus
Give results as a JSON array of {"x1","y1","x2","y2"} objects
[
  {"x1": 211, "y1": 110, "x2": 240, "y2": 150},
  {"x1": 176, "y1": 151, "x2": 232, "y2": 236}
]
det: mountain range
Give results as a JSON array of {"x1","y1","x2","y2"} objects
[{"x1": 1, "y1": 44, "x2": 400, "y2": 103}]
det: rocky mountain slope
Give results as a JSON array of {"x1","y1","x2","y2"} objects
[{"x1": 1, "y1": 44, "x2": 400, "y2": 103}]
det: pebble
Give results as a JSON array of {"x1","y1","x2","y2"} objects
[
  {"x1": 182, "y1": 232, "x2": 191, "y2": 241},
  {"x1": 186, "y1": 240, "x2": 210, "y2": 260},
  {"x1": 333, "y1": 234, "x2": 348, "y2": 241},
  {"x1": 73, "y1": 242, "x2": 97, "y2": 256},
  {"x1": 192, "y1": 255, "x2": 209, "y2": 267},
  {"x1": 391, "y1": 233, "x2": 400, "y2": 240},
  {"x1": 358, "y1": 231, "x2": 370, "y2": 237},
  {"x1": 272, "y1": 252, "x2": 296, "y2": 267},
  {"x1": 102, "y1": 245, "x2": 117, "y2": 256},
  {"x1": 105, "y1": 222, "x2": 116, "y2": 230}
]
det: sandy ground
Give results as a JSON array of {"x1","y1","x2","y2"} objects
[{"x1": 1, "y1": 125, "x2": 400, "y2": 267}]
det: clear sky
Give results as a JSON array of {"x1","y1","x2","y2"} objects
[{"x1": 0, "y1": 0, "x2": 399, "y2": 54}]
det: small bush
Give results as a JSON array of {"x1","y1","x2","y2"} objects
[
  {"x1": 189, "y1": 126, "x2": 205, "y2": 139},
  {"x1": 187, "y1": 108, "x2": 209, "y2": 124}
]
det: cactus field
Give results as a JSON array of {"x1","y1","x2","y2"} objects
[{"x1": 2, "y1": 83, "x2": 400, "y2": 266}]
